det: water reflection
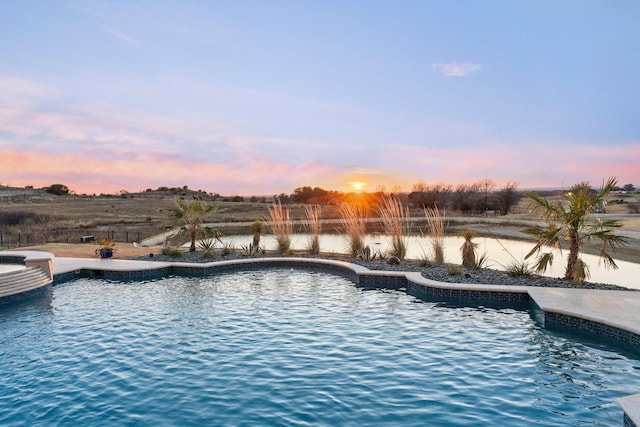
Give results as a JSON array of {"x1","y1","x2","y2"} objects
[{"x1": 207, "y1": 233, "x2": 640, "y2": 290}]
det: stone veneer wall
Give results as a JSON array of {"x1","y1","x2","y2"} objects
[{"x1": 530, "y1": 300, "x2": 640, "y2": 353}]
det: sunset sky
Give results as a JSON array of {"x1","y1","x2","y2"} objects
[{"x1": 1, "y1": 1, "x2": 639, "y2": 195}]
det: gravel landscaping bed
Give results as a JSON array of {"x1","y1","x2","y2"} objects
[{"x1": 132, "y1": 251, "x2": 633, "y2": 292}]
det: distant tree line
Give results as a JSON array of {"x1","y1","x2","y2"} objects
[
  {"x1": 407, "y1": 179, "x2": 521, "y2": 215},
  {"x1": 285, "y1": 180, "x2": 523, "y2": 215},
  {"x1": 10, "y1": 181, "x2": 638, "y2": 215}
]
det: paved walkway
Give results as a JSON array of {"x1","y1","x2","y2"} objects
[{"x1": 53, "y1": 257, "x2": 172, "y2": 275}]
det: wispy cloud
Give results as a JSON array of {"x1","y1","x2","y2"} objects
[
  {"x1": 107, "y1": 28, "x2": 140, "y2": 46},
  {"x1": 432, "y1": 63, "x2": 482, "y2": 77}
]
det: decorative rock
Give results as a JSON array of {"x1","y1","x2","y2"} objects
[
  {"x1": 132, "y1": 251, "x2": 633, "y2": 292},
  {"x1": 387, "y1": 256, "x2": 401, "y2": 265}
]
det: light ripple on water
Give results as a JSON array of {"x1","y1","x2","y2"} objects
[{"x1": 1, "y1": 269, "x2": 639, "y2": 426}]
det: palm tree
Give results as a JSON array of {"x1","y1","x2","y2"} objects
[
  {"x1": 173, "y1": 198, "x2": 220, "y2": 252},
  {"x1": 522, "y1": 177, "x2": 627, "y2": 284}
]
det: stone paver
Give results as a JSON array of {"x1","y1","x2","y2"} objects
[{"x1": 528, "y1": 287, "x2": 640, "y2": 335}]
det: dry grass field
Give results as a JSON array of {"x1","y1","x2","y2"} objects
[{"x1": 2, "y1": 186, "x2": 639, "y2": 262}]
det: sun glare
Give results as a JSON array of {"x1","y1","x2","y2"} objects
[{"x1": 349, "y1": 181, "x2": 366, "y2": 192}]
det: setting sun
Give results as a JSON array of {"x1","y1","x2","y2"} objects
[{"x1": 349, "y1": 181, "x2": 366, "y2": 192}]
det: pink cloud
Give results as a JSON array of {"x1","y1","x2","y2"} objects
[
  {"x1": 2, "y1": 75, "x2": 638, "y2": 195},
  {"x1": 0, "y1": 149, "x2": 345, "y2": 195},
  {"x1": 384, "y1": 141, "x2": 640, "y2": 189},
  {"x1": 3, "y1": 139, "x2": 638, "y2": 196}
]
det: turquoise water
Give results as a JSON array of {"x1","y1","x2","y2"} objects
[{"x1": 1, "y1": 270, "x2": 639, "y2": 426}]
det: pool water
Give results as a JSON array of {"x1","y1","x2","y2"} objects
[{"x1": 1, "y1": 269, "x2": 639, "y2": 426}]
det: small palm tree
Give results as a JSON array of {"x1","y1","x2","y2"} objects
[
  {"x1": 522, "y1": 177, "x2": 627, "y2": 284},
  {"x1": 173, "y1": 198, "x2": 220, "y2": 252}
]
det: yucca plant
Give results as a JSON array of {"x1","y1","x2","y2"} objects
[
  {"x1": 377, "y1": 197, "x2": 411, "y2": 260},
  {"x1": 339, "y1": 198, "x2": 368, "y2": 257},
  {"x1": 472, "y1": 252, "x2": 490, "y2": 270},
  {"x1": 240, "y1": 242, "x2": 263, "y2": 256},
  {"x1": 251, "y1": 219, "x2": 264, "y2": 250},
  {"x1": 302, "y1": 204, "x2": 322, "y2": 254},
  {"x1": 424, "y1": 207, "x2": 446, "y2": 265},
  {"x1": 198, "y1": 239, "x2": 216, "y2": 258},
  {"x1": 460, "y1": 229, "x2": 478, "y2": 268},
  {"x1": 268, "y1": 200, "x2": 293, "y2": 254}
]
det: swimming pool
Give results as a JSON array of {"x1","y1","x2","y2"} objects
[{"x1": 1, "y1": 269, "x2": 638, "y2": 426}]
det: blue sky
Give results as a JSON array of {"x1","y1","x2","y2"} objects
[{"x1": 1, "y1": 0, "x2": 638, "y2": 195}]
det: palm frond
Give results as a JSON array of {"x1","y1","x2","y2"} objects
[
  {"x1": 571, "y1": 258, "x2": 589, "y2": 284},
  {"x1": 534, "y1": 252, "x2": 554, "y2": 273},
  {"x1": 598, "y1": 250, "x2": 619, "y2": 270}
]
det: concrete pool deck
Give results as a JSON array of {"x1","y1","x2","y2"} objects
[{"x1": 21, "y1": 255, "x2": 640, "y2": 426}]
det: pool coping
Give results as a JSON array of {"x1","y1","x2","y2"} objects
[{"x1": 17, "y1": 253, "x2": 640, "y2": 426}]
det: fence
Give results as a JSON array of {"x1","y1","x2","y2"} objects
[{"x1": 0, "y1": 230, "x2": 145, "y2": 250}]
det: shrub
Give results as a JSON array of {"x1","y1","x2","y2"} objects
[
  {"x1": 221, "y1": 243, "x2": 235, "y2": 256},
  {"x1": 357, "y1": 245, "x2": 380, "y2": 261},
  {"x1": 46, "y1": 184, "x2": 69, "y2": 196},
  {"x1": 504, "y1": 260, "x2": 534, "y2": 277},
  {"x1": 162, "y1": 246, "x2": 183, "y2": 258},
  {"x1": 445, "y1": 264, "x2": 463, "y2": 276},
  {"x1": 472, "y1": 252, "x2": 490, "y2": 270}
]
